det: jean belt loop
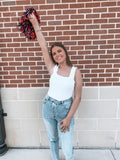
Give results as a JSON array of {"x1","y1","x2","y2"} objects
[{"x1": 46, "y1": 94, "x2": 49, "y2": 101}]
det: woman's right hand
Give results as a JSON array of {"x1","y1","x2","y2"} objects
[{"x1": 28, "y1": 13, "x2": 38, "y2": 27}]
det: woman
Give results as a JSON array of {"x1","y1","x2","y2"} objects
[{"x1": 29, "y1": 13, "x2": 82, "y2": 160}]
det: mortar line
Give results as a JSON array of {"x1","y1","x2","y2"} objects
[{"x1": 110, "y1": 149, "x2": 117, "y2": 160}]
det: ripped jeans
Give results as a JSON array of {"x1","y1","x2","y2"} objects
[{"x1": 42, "y1": 94, "x2": 74, "y2": 160}]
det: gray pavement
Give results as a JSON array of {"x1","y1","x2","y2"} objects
[{"x1": 0, "y1": 148, "x2": 120, "y2": 160}]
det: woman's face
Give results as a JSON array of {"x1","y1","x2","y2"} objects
[{"x1": 52, "y1": 46, "x2": 66, "y2": 65}]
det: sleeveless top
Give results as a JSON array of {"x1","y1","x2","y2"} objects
[{"x1": 48, "y1": 65, "x2": 77, "y2": 101}]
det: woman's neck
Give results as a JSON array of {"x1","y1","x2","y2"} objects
[{"x1": 58, "y1": 62, "x2": 68, "y2": 69}]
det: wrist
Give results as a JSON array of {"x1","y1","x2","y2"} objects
[{"x1": 66, "y1": 115, "x2": 72, "y2": 121}]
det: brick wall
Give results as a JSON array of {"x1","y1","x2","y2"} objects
[{"x1": 0, "y1": 0, "x2": 120, "y2": 88}]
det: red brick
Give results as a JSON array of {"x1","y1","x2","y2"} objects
[
  {"x1": 29, "y1": 57, "x2": 42, "y2": 61},
  {"x1": 41, "y1": 15, "x2": 54, "y2": 21},
  {"x1": 109, "y1": 18, "x2": 120, "y2": 23},
  {"x1": 24, "y1": 80, "x2": 36, "y2": 83},
  {"x1": 30, "y1": 66, "x2": 42, "y2": 70},
  {"x1": 30, "y1": 75, "x2": 42, "y2": 79},
  {"x1": 99, "y1": 64, "x2": 112, "y2": 68},
  {"x1": 0, "y1": 80, "x2": 9, "y2": 84},
  {"x1": 78, "y1": 8, "x2": 91, "y2": 13},
  {"x1": 92, "y1": 78, "x2": 104, "y2": 82},
  {"x1": 3, "y1": 67, "x2": 15, "y2": 70},
  {"x1": 1, "y1": 48, "x2": 13, "y2": 53},
  {"x1": 99, "y1": 74, "x2": 112, "y2": 77},
  {"x1": 10, "y1": 80, "x2": 22, "y2": 83},
  {"x1": 40, "y1": 4, "x2": 53, "y2": 10},
  {"x1": 18, "y1": 84, "x2": 30, "y2": 87},
  {"x1": 94, "y1": 19, "x2": 107, "y2": 24},
  {"x1": 2, "y1": 58, "x2": 14, "y2": 61},
  {"x1": 92, "y1": 69, "x2": 104, "y2": 73},
  {"x1": 4, "y1": 75, "x2": 16, "y2": 79},
  {"x1": 100, "y1": 45, "x2": 113, "y2": 49},
  {"x1": 16, "y1": 0, "x2": 30, "y2": 5},
  {"x1": 56, "y1": 15, "x2": 69, "y2": 20},
  {"x1": 114, "y1": 73, "x2": 120, "y2": 77},
  {"x1": 0, "y1": 38, "x2": 12, "y2": 43},
  {"x1": 93, "y1": 60, "x2": 106, "y2": 64},
  {"x1": 9, "y1": 62, "x2": 22, "y2": 66},
  {"x1": 99, "y1": 83, "x2": 112, "y2": 86},
  {"x1": 56, "y1": 26, "x2": 70, "y2": 30},
  {"x1": 55, "y1": 4, "x2": 68, "y2": 9},
  {"x1": 101, "y1": 13, "x2": 115, "y2": 18},
  {"x1": 78, "y1": 19, "x2": 92, "y2": 24},
  {"x1": 49, "y1": 31, "x2": 62, "y2": 36},
  {"x1": 8, "y1": 53, "x2": 20, "y2": 57},
  {"x1": 85, "y1": 83, "x2": 98, "y2": 86},
  {"x1": 71, "y1": 36, "x2": 84, "y2": 40},
  {"x1": 63, "y1": 20, "x2": 77, "y2": 25},
  {"x1": 106, "y1": 78, "x2": 119, "y2": 82},
  {"x1": 0, "y1": 62, "x2": 8, "y2": 67},
  {"x1": 47, "y1": 0, "x2": 60, "y2": 3},
  {"x1": 56, "y1": 36, "x2": 70, "y2": 41},
  {"x1": 85, "y1": 45, "x2": 98, "y2": 50},
  {"x1": 31, "y1": 84, "x2": 43, "y2": 87},
  {"x1": 64, "y1": 31, "x2": 77, "y2": 35},
  {"x1": 108, "y1": 59, "x2": 120, "y2": 63},
  {"x1": 10, "y1": 71, "x2": 21, "y2": 75},
  {"x1": 86, "y1": 35, "x2": 99, "y2": 40},
  {"x1": 62, "y1": 0, "x2": 75, "y2": 2},
  {"x1": 71, "y1": 25, "x2": 84, "y2": 30},
  {"x1": 114, "y1": 64, "x2": 120, "y2": 68},
  {"x1": 85, "y1": 74, "x2": 97, "y2": 78},
  {"x1": 0, "y1": 71, "x2": 8, "y2": 75},
  {"x1": 0, "y1": 7, "x2": 9, "y2": 12},
  {"x1": 5, "y1": 84, "x2": 17, "y2": 88},
  {"x1": 115, "y1": 45, "x2": 120, "y2": 49},
  {"x1": 85, "y1": 65, "x2": 98, "y2": 68},
  {"x1": 17, "y1": 75, "x2": 29, "y2": 79},
  {"x1": 101, "y1": 2, "x2": 116, "y2": 7},
  {"x1": 113, "y1": 83, "x2": 120, "y2": 86},
  {"x1": 48, "y1": 10, "x2": 61, "y2": 15},
  {"x1": 23, "y1": 62, "x2": 35, "y2": 66},
  {"x1": 86, "y1": 14, "x2": 100, "y2": 19},
  {"x1": 93, "y1": 8, "x2": 107, "y2": 13},
  {"x1": 101, "y1": 35, "x2": 114, "y2": 39},
  {"x1": 7, "y1": 43, "x2": 20, "y2": 47},
  {"x1": 70, "y1": 3, "x2": 84, "y2": 8},
  {"x1": 93, "y1": 40, "x2": 106, "y2": 45},
  {"x1": 79, "y1": 30, "x2": 92, "y2": 35},
  {"x1": 109, "y1": 29, "x2": 120, "y2": 34},
  {"x1": 31, "y1": 0, "x2": 45, "y2": 4},
  {"x1": 101, "y1": 24, "x2": 115, "y2": 29},
  {"x1": 15, "y1": 57, "x2": 27, "y2": 61},
  {"x1": 23, "y1": 71, "x2": 35, "y2": 74},
  {"x1": 17, "y1": 67, "x2": 29, "y2": 70},
  {"x1": 10, "y1": 6, "x2": 24, "y2": 11},
  {"x1": 78, "y1": 41, "x2": 91, "y2": 45},
  {"x1": 15, "y1": 48, "x2": 27, "y2": 52},
  {"x1": 106, "y1": 69, "x2": 119, "y2": 73}
]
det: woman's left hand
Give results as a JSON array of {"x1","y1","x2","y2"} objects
[{"x1": 59, "y1": 117, "x2": 71, "y2": 133}]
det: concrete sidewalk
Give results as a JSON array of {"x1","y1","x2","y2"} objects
[{"x1": 0, "y1": 148, "x2": 120, "y2": 160}]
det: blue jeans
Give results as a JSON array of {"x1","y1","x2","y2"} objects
[{"x1": 42, "y1": 94, "x2": 74, "y2": 160}]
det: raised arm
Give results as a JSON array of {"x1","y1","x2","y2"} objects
[{"x1": 29, "y1": 13, "x2": 55, "y2": 74}]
